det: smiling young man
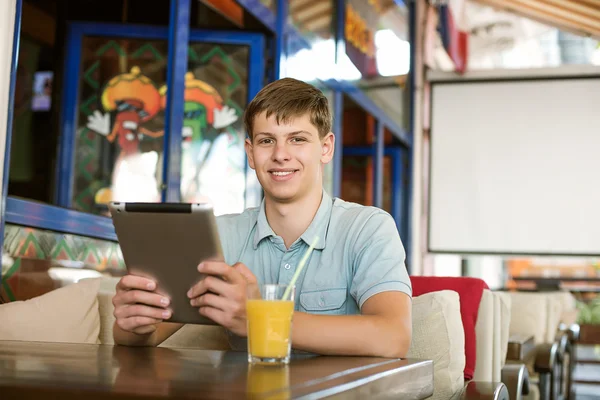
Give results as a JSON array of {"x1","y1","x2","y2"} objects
[{"x1": 112, "y1": 78, "x2": 412, "y2": 358}]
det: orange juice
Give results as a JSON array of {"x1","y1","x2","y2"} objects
[{"x1": 247, "y1": 299, "x2": 294, "y2": 359}]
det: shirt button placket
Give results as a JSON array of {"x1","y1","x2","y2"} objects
[{"x1": 279, "y1": 254, "x2": 295, "y2": 285}]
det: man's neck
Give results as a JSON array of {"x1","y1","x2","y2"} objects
[{"x1": 264, "y1": 189, "x2": 323, "y2": 249}]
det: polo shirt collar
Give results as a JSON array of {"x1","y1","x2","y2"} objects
[{"x1": 253, "y1": 190, "x2": 333, "y2": 250}]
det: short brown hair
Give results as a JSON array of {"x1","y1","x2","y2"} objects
[{"x1": 243, "y1": 78, "x2": 332, "y2": 140}]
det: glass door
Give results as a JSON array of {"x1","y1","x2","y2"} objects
[{"x1": 57, "y1": 23, "x2": 265, "y2": 216}]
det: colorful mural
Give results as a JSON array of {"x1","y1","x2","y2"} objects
[
  {"x1": 87, "y1": 66, "x2": 164, "y2": 206},
  {"x1": 184, "y1": 43, "x2": 250, "y2": 214},
  {"x1": 73, "y1": 38, "x2": 251, "y2": 216},
  {"x1": 159, "y1": 72, "x2": 239, "y2": 203},
  {"x1": 74, "y1": 38, "x2": 168, "y2": 214}
]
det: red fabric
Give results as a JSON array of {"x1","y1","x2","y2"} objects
[
  {"x1": 410, "y1": 276, "x2": 489, "y2": 381},
  {"x1": 444, "y1": 7, "x2": 469, "y2": 73}
]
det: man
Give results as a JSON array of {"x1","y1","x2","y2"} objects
[{"x1": 112, "y1": 78, "x2": 412, "y2": 358}]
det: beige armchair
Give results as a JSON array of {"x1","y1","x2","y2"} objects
[
  {"x1": 505, "y1": 291, "x2": 578, "y2": 400},
  {"x1": 474, "y1": 290, "x2": 532, "y2": 400},
  {"x1": 473, "y1": 290, "x2": 511, "y2": 382},
  {"x1": 408, "y1": 289, "x2": 510, "y2": 400}
]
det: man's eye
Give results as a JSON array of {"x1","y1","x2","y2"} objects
[
  {"x1": 259, "y1": 139, "x2": 273, "y2": 144},
  {"x1": 291, "y1": 137, "x2": 306, "y2": 143}
]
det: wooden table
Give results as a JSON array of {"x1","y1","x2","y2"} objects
[{"x1": 0, "y1": 341, "x2": 433, "y2": 399}]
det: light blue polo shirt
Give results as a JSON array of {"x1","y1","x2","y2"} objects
[{"x1": 216, "y1": 190, "x2": 412, "y2": 316}]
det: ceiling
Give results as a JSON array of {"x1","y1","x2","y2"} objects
[
  {"x1": 471, "y1": 0, "x2": 600, "y2": 39},
  {"x1": 288, "y1": 0, "x2": 408, "y2": 40}
]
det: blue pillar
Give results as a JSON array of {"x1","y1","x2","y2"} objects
[
  {"x1": 1, "y1": 0, "x2": 23, "y2": 291},
  {"x1": 274, "y1": 0, "x2": 288, "y2": 80},
  {"x1": 333, "y1": 0, "x2": 346, "y2": 199},
  {"x1": 373, "y1": 119, "x2": 384, "y2": 208},
  {"x1": 162, "y1": 0, "x2": 191, "y2": 202}
]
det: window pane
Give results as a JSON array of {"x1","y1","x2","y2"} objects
[
  {"x1": 8, "y1": 35, "x2": 57, "y2": 204},
  {"x1": 182, "y1": 43, "x2": 249, "y2": 216},
  {"x1": 342, "y1": 156, "x2": 372, "y2": 206},
  {"x1": 74, "y1": 37, "x2": 168, "y2": 215},
  {"x1": 286, "y1": 0, "x2": 335, "y2": 83}
]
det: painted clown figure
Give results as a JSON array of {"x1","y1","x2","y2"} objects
[
  {"x1": 87, "y1": 66, "x2": 164, "y2": 205},
  {"x1": 159, "y1": 72, "x2": 238, "y2": 203}
]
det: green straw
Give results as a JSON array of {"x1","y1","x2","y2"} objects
[{"x1": 282, "y1": 236, "x2": 319, "y2": 301}]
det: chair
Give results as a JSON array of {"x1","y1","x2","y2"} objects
[
  {"x1": 411, "y1": 276, "x2": 529, "y2": 400},
  {"x1": 504, "y1": 291, "x2": 578, "y2": 400},
  {"x1": 408, "y1": 289, "x2": 509, "y2": 399}
]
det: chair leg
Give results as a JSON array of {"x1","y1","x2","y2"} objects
[{"x1": 539, "y1": 372, "x2": 551, "y2": 400}]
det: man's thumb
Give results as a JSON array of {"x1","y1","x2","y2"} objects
[{"x1": 233, "y1": 262, "x2": 257, "y2": 283}]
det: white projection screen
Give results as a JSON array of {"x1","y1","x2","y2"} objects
[{"x1": 429, "y1": 72, "x2": 600, "y2": 256}]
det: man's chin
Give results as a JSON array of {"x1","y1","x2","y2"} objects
[{"x1": 264, "y1": 189, "x2": 299, "y2": 204}]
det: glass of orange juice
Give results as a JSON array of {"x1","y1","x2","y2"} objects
[{"x1": 246, "y1": 284, "x2": 295, "y2": 365}]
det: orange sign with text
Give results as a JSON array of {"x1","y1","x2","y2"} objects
[{"x1": 345, "y1": 4, "x2": 375, "y2": 58}]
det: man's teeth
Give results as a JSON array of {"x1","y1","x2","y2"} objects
[{"x1": 271, "y1": 171, "x2": 294, "y2": 176}]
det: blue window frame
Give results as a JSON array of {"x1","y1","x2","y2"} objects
[
  {"x1": 5, "y1": 20, "x2": 265, "y2": 242},
  {"x1": 343, "y1": 145, "x2": 409, "y2": 238}
]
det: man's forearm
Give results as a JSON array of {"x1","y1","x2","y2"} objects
[
  {"x1": 113, "y1": 322, "x2": 183, "y2": 346},
  {"x1": 290, "y1": 312, "x2": 409, "y2": 358}
]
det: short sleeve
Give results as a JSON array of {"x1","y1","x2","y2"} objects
[{"x1": 350, "y1": 211, "x2": 412, "y2": 309}]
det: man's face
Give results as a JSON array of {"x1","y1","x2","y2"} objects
[{"x1": 245, "y1": 112, "x2": 334, "y2": 204}]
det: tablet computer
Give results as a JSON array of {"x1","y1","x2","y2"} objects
[{"x1": 108, "y1": 201, "x2": 223, "y2": 325}]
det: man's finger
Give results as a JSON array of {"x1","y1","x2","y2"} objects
[
  {"x1": 197, "y1": 261, "x2": 245, "y2": 284},
  {"x1": 132, "y1": 325, "x2": 158, "y2": 335},
  {"x1": 117, "y1": 316, "x2": 162, "y2": 332},
  {"x1": 116, "y1": 275, "x2": 157, "y2": 292},
  {"x1": 198, "y1": 306, "x2": 226, "y2": 326},
  {"x1": 113, "y1": 289, "x2": 169, "y2": 309},
  {"x1": 187, "y1": 275, "x2": 231, "y2": 299},
  {"x1": 233, "y1": 262, "x2": 257, "y2": 284},
  {"x1": 190, "y1": 293, "x2": 228, "y2": 311},
  {"x1": 115, "y1": 304, "x2": 171, "y2": 321}
]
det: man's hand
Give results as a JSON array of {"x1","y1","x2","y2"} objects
[
  {"x1": 113, "y1": 275, "x2": 172, "y2": 336},
  {"x1": 187, "y1": 261, "x2": 257, "y2": 337}
]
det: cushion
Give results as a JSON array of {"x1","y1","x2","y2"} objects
[
  {"x1": 96, "y1": 277, "x2": 120, "y2": 345},
  {"x1": 496, "y1": 291, "x2": 511, "y2": 368},
  {"x1": 408, "y1": 290, "x2": 465, "y2": 400},
  {"x1": 411, "y1": 276, "x2": 488, "y2": 380},
  {"x1": 507, "y1": 292, "x2": 550, "y2": 344},
  {"x1": 0, "y1": 278, "x2": 101, "y2": 344},
  {"x1": 473, "y1": 290, "x2": 511, "y2": 382},
  {"x1": 551, "y1": 291, "x2": 578, "y2": 327},
  {"x1": 509, "y1": 291, "x2": 576, "y2": 344}
]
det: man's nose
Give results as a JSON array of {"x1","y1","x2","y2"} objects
[{"x1": 272, "y1": 142, "x2": 291, "y2": 162}]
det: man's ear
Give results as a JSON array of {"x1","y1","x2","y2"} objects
[
  {"x1": 245, "y1": 138, "x2": 255, "y2": 170},
  {"x1": 320, "y1": 132, "x2": 335, "y2": 164}
]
